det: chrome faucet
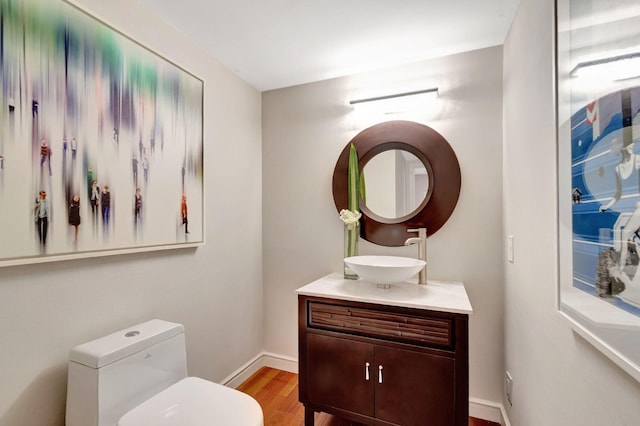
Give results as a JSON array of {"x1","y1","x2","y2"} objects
[{"x1": 404, "y1": 228, "x2": 427, "y2": 284}]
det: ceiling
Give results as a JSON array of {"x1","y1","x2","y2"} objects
[{"x1": 136, "y1": 0, "x2": 521, "y2": 92}]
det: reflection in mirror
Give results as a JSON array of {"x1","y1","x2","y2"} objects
[{"x1": 363, "y1": 150, "x2": 428, "y2": 219}]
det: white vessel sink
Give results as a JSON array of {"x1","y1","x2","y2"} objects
[{"x1": 344, "y1": 255, "x2": 426, "y2": 285}]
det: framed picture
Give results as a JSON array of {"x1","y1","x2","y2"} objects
[
  {"x1": 0, "y1": 0, "x2": 204, "y2": 266},
  {"x1": 557, "y1": 0, "x2": 640, "y2": 381}
]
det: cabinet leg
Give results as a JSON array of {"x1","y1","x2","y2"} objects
[{"x1": 304, "y1": 406, "x2": 315, "y2": 426}]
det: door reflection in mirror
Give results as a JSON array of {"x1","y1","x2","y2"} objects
[{"x1": 363, "y1": 150, "x2": 428, "y2": 219}]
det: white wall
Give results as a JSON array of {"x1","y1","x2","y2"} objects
[
  {"x1": 262, "y1": 46, "x2": 505, "y2": 405},
  {"x1": 0, "y1": 1, "x2": 263, "y2": 425},
  {"x1": 503, "y1": 0, "x2": 640, "y2": 424}
]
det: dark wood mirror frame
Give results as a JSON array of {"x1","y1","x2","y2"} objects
[{"x1": 332, "y1": 120, "x2": 461, "y2": 247}]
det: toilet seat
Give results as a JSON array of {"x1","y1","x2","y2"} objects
[{"x1": 117, "y1": 377, "x2": 263, "y2": 426}]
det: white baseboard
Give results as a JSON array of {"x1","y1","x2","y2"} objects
[
  {"x1": 222, "y1": 351, "x2": 298, "y2": 389},
  {"x1": 225, "y1": 353, "x2": 511, "y2": 426},
  {"x1": 261, "y1": 351, "x2": 299, "y2": 373},
  {"x1": 469, "y1": 397, "x2": 511, "y2": 426}
]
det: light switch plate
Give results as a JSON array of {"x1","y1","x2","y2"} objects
[{"x1": 507, "y1": 236, "x2": 514, "y2": 263}]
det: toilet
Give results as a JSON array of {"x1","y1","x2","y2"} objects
[{"x1": 66, "y1": 319, "x2": 263, "y2": 426}]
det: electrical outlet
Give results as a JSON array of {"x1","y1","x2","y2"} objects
[{"x1": 505, "y1": 371, "x2": 513, "y2": 406}]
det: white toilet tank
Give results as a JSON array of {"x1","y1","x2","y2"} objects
[{"x1": 66, "y1": 319, "x2": 189, "y2": 426}]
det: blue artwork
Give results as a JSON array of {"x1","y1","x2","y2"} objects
[{"x1": 571, "y1": 87, "x2": 640, "y2": 316}]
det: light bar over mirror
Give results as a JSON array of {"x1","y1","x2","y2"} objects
[{"x1": 349, "y1": 88, "x2": 439, "y2": 115}]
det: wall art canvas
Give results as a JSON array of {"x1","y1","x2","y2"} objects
[
  {"x1": 557, "y1": 0, "x2": 640, "y2": 381},
  {"x1": 0, "y1": 0, "x2": 204, "y2": 266}
]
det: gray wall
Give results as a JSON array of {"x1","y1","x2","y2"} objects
[
  {"x1": 262, "y1": 46, "x2": 505, "y2": 404},
  {"x1": 503, "y1": 0, "x2": 640, "y2": 424},
  {"x1": 0, "y1": 1, "x2": 264, "y2": 425},
  {"x1": 3, "y1": 1, "x2": 636, "y2": 425}
]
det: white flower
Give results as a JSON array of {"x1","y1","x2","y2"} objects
[{"x1": 339, "y1": 209, "x2": 361, "y2": 230}]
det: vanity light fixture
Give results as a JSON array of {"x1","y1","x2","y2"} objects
[
  {"x1": 570, "y1": 52, "x2": 640, "y2": 81},
  {"x1": 349, "y1": 88, "x2": 439, "y2": 115}
]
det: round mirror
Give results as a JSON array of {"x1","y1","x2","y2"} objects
[
  {"x1": 362, "y1": 150, "x2": 429, "y2": 219},
  {"x1": 332, "y1": 120, "x2": 460, "y2": 247}
]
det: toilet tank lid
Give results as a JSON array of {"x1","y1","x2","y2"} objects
[{"x1": 69, "y1": 319, "x2": 185, "y2": 369}]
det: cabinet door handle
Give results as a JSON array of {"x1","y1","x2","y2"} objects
[
  {"x1": 365, "y1": 362, "x2": 370, "y2": 380},
  {"x1": 378, "y1": 365, "x2": 383, "y2": 384}
]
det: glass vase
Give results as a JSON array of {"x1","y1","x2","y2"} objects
[{"x1": 344, "y1": 222, "x2": 360, "y2": 279}]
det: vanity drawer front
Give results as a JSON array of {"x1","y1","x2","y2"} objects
[{"x1": 308, "y1": 302, "x2": 453, "y2": 348}]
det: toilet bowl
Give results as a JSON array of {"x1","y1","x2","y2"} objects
[
  {"x1": 66, "y1": 319, "x2": 263, "y2": 426},
  {"x1": 118, "y1": 377, "x2": 262, "y2": 426}
]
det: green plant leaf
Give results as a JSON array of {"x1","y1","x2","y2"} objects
[
  {"x1": 348, "y1": 143, "x2": 360, "y2": 212},
  {"x1": 359, "y1": 169, "x2": 366, "y2": 205}
]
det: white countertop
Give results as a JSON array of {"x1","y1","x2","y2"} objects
[{"x1": 296, "y1": 273, "x2": 473, "y2": 315}]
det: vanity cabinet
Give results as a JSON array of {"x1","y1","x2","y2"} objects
[{"x1": 298, "y1": 295, "x2": 469, "y2": 426}]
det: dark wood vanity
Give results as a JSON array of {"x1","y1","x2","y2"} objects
[
  {"x1": 298, "y1": 279, "x2": 470, "y2": 426},
  {"x1": 315, "y1": 119, "x2": 467, "y2": 424}
]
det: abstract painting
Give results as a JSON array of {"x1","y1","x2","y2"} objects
[
  {"x1": 557, "y1": 0, "x2": 640, "y2": 382},
  {"x1": 0, "y1": 0, "x2": 204, "y2": 265},
  {"x1": 571, "y1": 87, "x2": 640, "y2": 317}
]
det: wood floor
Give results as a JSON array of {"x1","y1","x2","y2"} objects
[{"x1": 237, "y1": 366, "x2": 500, "y2": 426}]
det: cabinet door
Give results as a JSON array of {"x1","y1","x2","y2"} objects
[
  {"x1": 374, "y1": 346, "x2": 456, "y2": 426},
  {"x1": 306, "y1": 333, "x2": 375, "y2": 417}
]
